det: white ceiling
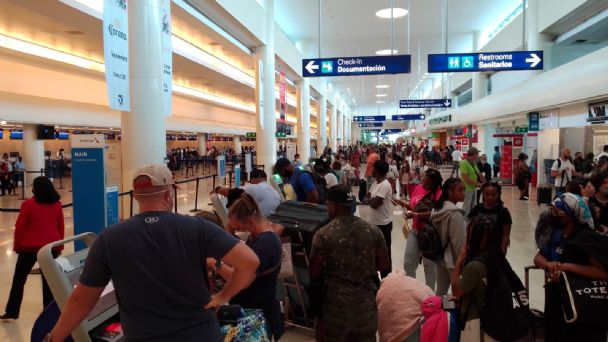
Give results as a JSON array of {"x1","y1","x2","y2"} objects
[{"x1": 276, "y1": 0, "x2": 523, "y2": 112}]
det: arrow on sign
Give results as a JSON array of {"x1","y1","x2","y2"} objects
[
  {"x1": 444, "y1": 99, "x2": 451, "y2": 107},
  {"x1": 525, "y1": 53, "x2": 541, "y2": 68},
  {"x1": 305, "y1": 60, "x2": 319, "y2": 74},
  {"x1": 419, "y1": 115, "x2": 425, "y2": 120}
]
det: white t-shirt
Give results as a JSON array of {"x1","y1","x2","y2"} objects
[
  {"x1": 369, "y1": 179, "x2": 393, "y2": 226},
  {"x1": 388, "y1": 165, "x2": 399, "y2": 179},
  {"x1": 452, "y1": 150, "x2": 463, "y2": 162},
  {"x1": 324, "y1": 173, "x2": 339, "y2": 189},
  {"x1": 242, "y1": 182, "x2": 281, "y2": 217},
  {"x1": 551, "y1": 158, "x2": 574, "y2": 188}
]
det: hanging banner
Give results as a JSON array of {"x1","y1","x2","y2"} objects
[
  {"x1": 279, "y1": 71, "x2": 286, "y2": 123},
  {"x1": 161, "y1": 0, "x2": 172, "y2": 116},
  {"x1": 103, "y1": 0, "x2": 130, "y2": 111}
]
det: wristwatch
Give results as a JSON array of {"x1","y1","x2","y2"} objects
[{"x1": 43, "y1": 334, "x2": 52, "y2": 342}]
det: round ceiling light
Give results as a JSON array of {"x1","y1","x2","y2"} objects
[
  {"x1": 376, "y1": 8, "x2": 408, "y2": 19},
  {"x1": 376, "y1": 84, "x2": 390, "y2": 89},
  {"x1": 375, "y1": 49, "x2": 398, "y2": 55}
]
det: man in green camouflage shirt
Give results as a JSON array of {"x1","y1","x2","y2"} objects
[{"x1": 310, "y1": 185, "x2": 390, "y2": 342}]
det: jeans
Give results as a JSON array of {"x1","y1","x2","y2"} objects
[
  {"x1": 403, "y1": 230, "x2": 436, "y2": 290},
  {"x1": 451, "y1": 161, "x2": 460, "y2": 177},
  {"x1": 493, "y1": 165, "x2": 500, "y2": 178},
  {"x1": 377, "y1": 222, "x2": 393, "y2": 278},
  {"x1": 462, "y1": 191, "x2": 477, "y2": 218},
  {"x1": 5, "y1": 251, "x2": 59, "y2": 316}
]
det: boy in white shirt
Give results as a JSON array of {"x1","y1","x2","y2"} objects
[{"x1": 364, "y1": 160, "x2": 393, "y2": 278}]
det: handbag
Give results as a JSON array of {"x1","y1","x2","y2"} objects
[
  {"x1": 220, "y1": 308, "x2": 270, "y2": 342},
  {"x1": 402, "y1": 217, "x2": 411, "y2": 239},
  {"x1": 559, "y1": 271, "x2": 608, "y2": 324}
]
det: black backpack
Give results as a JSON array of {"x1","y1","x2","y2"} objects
[
  {"x1": 417, "y1": 220, "x2": 447, "y2": 261},
  {"x1": 297, "y1": 170, "x2": 327, "y2": 204},
  {"x1": 479, "y1": 258, "x2": 532, "y2": 341}
]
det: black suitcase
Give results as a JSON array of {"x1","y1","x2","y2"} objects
[
  {"x1": 268, "y1": 201, "x2": 330, "y2": 260},
  {"x1": 537, "y1": 185, "x2": 553, "y2": 206},
  {"x1": 358, "y1": 179, "x2": 367, "y2": 202},
  {"x1": 525, "y1": 265, "x2": 546, "y2": 342}
]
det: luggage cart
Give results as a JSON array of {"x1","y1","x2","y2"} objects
[{"x1": 37, "y1": 233, "x2": 124, "y2": 342}]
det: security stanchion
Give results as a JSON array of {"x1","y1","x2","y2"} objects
[{"x1": 189, "y1": 177, "x2": 202, "y2": 213}]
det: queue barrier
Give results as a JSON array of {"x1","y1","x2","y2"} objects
[{"x1": 173, "y1": 174, "x2": 217, "y2": 214}]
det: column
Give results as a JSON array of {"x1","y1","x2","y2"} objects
[
  {"x1": 254, "y1": 0, "x2": 277, "y2": 174},
  {"x1": 22, "y1": 124, "x2": 45, "y2": 185},
  {"x1": 296, "y1": 79, "x2": 311, "y2": 163},
  {"x1": 525, "y1": 0, "x2": 552, "y2": 76},
  {"x1": 472, "y1": 31, "x2": 488, "y2": 102},
  {"x1": 337, "y1": 106, "x2": 343, "y2": 147},
  {"x1": 342, "y1": 110, "x2": 348, "y2": 145},
  {"x1": 330, "y1": 97, "x2": 338, "y2": 152},
  {"x1": 316, "y1": 83, "x2": 327, "y2": 156},
  {"x1": 449, "y1": 91, "x2": 459, "y2": 109},
  {"x1": 121, "y1": 0, "x2": 166, "y2": 199},
  {"x1": 233, "y1": 136, "x2": 242, "y2": 155},
  {"x1": 197, "y1": 133, "x2": 208, "y2": 156}
]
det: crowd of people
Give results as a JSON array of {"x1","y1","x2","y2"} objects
[
  {"x1": 0, "y1": 153, "x2": 25, "y2": 196},
  {"x1": 4, "y1": 141, "x2": 608, "y2": 342}
]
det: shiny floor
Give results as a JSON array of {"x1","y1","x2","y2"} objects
[{"x1": 0, "y1": 171, "x2": 545, "y2": 341}]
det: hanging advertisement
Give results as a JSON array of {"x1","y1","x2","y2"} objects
[
  {"x1": 103, "y1": 0, "x2": 130, "y2": 111},
  {"x1": 161, "y1": 0, "x2": 172, "y2": 116},
  {"x1": 501, "y1": 144, "x2": 513, "y2": 184},
  {"x1": 279, "y1": 71, "x2": 286, "y2": 123}
]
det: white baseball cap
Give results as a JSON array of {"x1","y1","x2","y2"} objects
[{"x1": 133, "y1": 164, "x2": 175, "y2": 191}]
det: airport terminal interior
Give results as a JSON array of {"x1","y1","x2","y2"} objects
[{"x1": 0, "y1": 0, "x2": 607, "y2": 341}]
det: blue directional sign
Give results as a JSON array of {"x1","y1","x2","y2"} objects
[
  {"x1": 362, "y1": 129, "x2": 382, "y2": 133},
  {"x1": 303, "y1": 55, "x2": 411, "y2": 77},
  {"x1": 353, "y1": 115, "x2": 386, "y2": 122},
  {"x1": 381, "y1": 129, "x2": 404, "y2": 134},
  {"x1": 428, "y1": 51, "x2": 543, "y2": 73},
  {"x1": 392, "y1": 114, "x2": 426, "y2": 121},
  {"x1": 358, "y1": 122, "x2": 383, "y2": 128},
  {"x1": 400, "y1": 99, "x2": 451, "y2": 108}
]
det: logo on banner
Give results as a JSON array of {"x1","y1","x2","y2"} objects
[
  {"x1": 118, "y1": 95, "x2": 124, "y2": 106},
  {"x1": 116, "y1": 0, "x2": 126, "y2": 10},
  {"x1": 108, "y1": 21, "x2": 127, "y2": 40},
  {"x1": 162, "y1": 13, "x2": 170, "y2": 34}
]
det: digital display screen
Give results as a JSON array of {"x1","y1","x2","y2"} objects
[{"x1": 10, "y1": 130, "x2": 23, "y2": 140}]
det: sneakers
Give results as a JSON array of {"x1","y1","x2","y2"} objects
[{"x1": 520, "y1": 196, "x2": 529, "y2": 201}]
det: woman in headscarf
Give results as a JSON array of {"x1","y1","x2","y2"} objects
[{"x1": 534, "y1": 193, "x2": 608, "y2": 342}]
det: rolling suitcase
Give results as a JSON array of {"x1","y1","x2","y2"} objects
[
  {"x1": 536, "y1": 185, "x2": 553, "y2": 206},
  {"x1": 525, "y1": 265, "x2": 547, "y2": 342}
]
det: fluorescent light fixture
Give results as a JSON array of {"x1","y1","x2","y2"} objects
[
  {"x1": 172, "y1": 36, "x2": 255, "y2": 87},
  {"x1": 375, "y1": 94, "x2": 388, "y2": 97},
  {"x1": 375, "y1": 8, "x2": 408, "y2": 19},
  {"x1": 173, "y1": 85, "x2": 255, "y2": 112},
  {"x1": 0, "y1": 33, "x2": 105, "y2": 72},
  {"x1": 376, "y1": 84, "x2": 390, "y2": 89},
  {"x1": 375, "y1": 49, "x2": 398, "y2": 55}
]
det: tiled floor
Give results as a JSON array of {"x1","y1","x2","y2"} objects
[{"x1": 0, "y1": 171, "x2": 546, "y2": 341}]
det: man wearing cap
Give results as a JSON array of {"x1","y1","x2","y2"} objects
[
  {"x1": 46, "y1": 164, "x2": 260, "y2": 342},
  {"x1": 460, "y1": 147, "x2": 483, "y2": 216},
  {"x1": 213, "y1": 168, "x2": 281, "y2": 217},
  {"x1": 310, "y1": 185, "x2": 389, "y2": 342},
  {"x1": 274, "y1": 157, "x2": 320, "y2": 203}
]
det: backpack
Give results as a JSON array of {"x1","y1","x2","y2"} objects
[
  {"x1": 473, "y1": 258, "x2": 532, "y2": 341},
  {"x1": 417, "y1": 220, "x2": 448, "y2": 261},
  {"x1": 297, "y1": 170, "x2": 327, "y2": 204}
]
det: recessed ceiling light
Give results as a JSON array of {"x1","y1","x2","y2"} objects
[
  {"x1": 376, "y1": 8, "x2": 408, "y2": 19},
  {"x1": 376, "y1": 84, "x2": 390, "y2": 89},
  {"x1": 375, "y1": 94, "x2": 388, "y2": 97},
  {"x1": 375, "y1": 49, "x2": 398, "y2": 55}
]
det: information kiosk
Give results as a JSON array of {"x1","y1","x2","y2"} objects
[{"x1": 37, "y1": 233, "x2": 124, "y2": 342}]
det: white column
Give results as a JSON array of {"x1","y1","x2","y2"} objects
[
  {"x1": 22, "y1": 124, "x2": 45, "y2": 184},
  {"x1": 337, "y1": 107, "x2": 343, "y2": 146},
  {"x1": 525, "y1": 0, "x2": 552, "y2": 76},
  {"x1": 449, "y1": 91, "x2": 459, "y2": 109},
  {"x1": 296, "y1": 79, "x2": 311, "y2": 163},
  {"x1": 254, "y1": 0, "x2": 276, "y2": 174},
  {"x1": 472, "y1": 31, "x2": 488, "y2": 102},
  {"x1": 330, "y1": 97, "x2": 337, "y2": 152},
  {"x1": 233, "y1": 136, "x2": 242, "y2": 155},
  {"x1": 121, "y1": 0, "x2": 166, "y2": 198},
  {"x1": 197, "y1": 133, "x2": 208, "y2": 156},
  {"x1": 316, "y1": 83, "x2": 327, "y2": 156}
]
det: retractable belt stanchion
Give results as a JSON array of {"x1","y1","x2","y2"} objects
[{"x1": 189, "y1": 177, "x2": 202, "y2": 213}]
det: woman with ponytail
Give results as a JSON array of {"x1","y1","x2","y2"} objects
[
  {"x1": 430, "y1": 178, "x2": 467, "y2": 295},
  {"x1": 212, "y1": 194, "x2": 284, "y2": 340}
]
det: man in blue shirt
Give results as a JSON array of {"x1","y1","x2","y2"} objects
[
  {"x1": 493, "y1": 146, "x2": 501, "y2": 178},
  {"x1": 274, "y1": 158, "x2": 319, "y2": 203}
]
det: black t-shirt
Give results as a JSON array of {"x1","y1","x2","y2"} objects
[
  {"x1": 588, "y1": 197, "x2": 608, "y2": 231},
  {"x1": 79, "y1": 211, "x2": 239, "y2": 342},
  {"x1": 468, "y1": 204, "x2": 513, "y2": 234}
]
